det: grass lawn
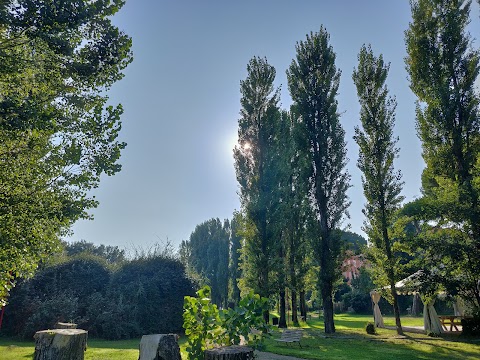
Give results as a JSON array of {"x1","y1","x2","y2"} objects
[
  {"x1": 264, "y1": 313, "x2": 480, "y2": 360},
  {"x1": 0, "y1": 314, "x2": 478, "y2": 359}
]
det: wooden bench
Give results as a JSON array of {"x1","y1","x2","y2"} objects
[{"x1": 274, "y1": 329, "x2": 303, "y2": 347}]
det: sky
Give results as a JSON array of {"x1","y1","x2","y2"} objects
[{"x1": 69, "y1": 0, "x2": 480, "y2": 252}]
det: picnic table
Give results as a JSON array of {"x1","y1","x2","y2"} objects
[{"x1": 438, "y1": 315, "x2": 463, "y2": 332}]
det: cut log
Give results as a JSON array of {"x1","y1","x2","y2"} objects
[
  {"x1": 204, "y1": 345, "x2": 254, "y2": 360},
  {"x1": 34, "y1": 329, "x2": 87, "y2": 360},
  {"x1": 138, "y1": 334, "x2": 181, "y2": 360},
  {"x1": 55, "y1": 322, "x2": 78, "y2": 329}
]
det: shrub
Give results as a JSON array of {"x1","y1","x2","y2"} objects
[
  {"x1": 4, "y1": 252, "x2": 196, "y2": 340},
  {"x1": 462, "y1": 315, "x2": 480, "y2": 336},
  {"x1": 183, "y1": 286, "x2": 271, "y2": 360},
  {"x1": 365, "y1": 322, "x2": 376, "y2": 335},
  {"x1": 3, "y1": 255, "x2": 110, "y2": 338}
]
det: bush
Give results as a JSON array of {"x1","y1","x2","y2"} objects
[
  {"x1": 365, "y1": 322, "x2": 376, "y2": 335},
  {"x1": 462, "y1": 316, "x2": 480, "y2": 336},
  {"x1": 4, "y1": 252, "x2": 196, "y2": 340},
  {"x1": 3, "y1": 255, "x2": 110, "y2": 338}
]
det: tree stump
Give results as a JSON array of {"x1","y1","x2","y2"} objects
[
  {"x1": 138, "y1": 334, "x2": 181, "y2": 360},
  {"x1": 55, "y1": 322, "x2": 78, "y2": 329},
  {"x1": 204, "y1": 345, "x2": 254, "y2": 360},
  {"x1": 34, "y1": 329, "x2": 87, "y2": 360}
]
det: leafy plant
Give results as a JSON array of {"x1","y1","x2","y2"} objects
[
  {"x1": 183, "y1": 286, "x2": 221, "y2": 360},
  {"x1": 183, "y1": 286, "x2": 271, "y2": 359},
  {"x1": 219, "y1": 291, "x2": 270, "y2": 348}
]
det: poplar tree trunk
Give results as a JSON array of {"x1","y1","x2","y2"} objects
[
  {"x1": 322, "y1": 284, "x2": 335, "y2": 334},
  {"x1": 291, "y1": 290, "x2": 299, "y2": 325},
  {"x1": 34, "y1": 329, "x2": 87, "y2": 360},
  {"x1": 300, "y1": 290, "x2": 307, "y2": 320},
  {"x1": 279, "y1": 290, "x2": 287, "y2": 328}
]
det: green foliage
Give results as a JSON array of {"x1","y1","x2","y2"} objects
[
  {"x1": 180, "y1": 218, "x2": 231, "y2": 307},
  {"x1": 183, "y1": 286, "x2": 221, "y2": 360},
  {"x1": 287, "y1": 26, "x2": 350, "y2": 334},
  {"x1": 353, "y1": 44, "x2": 405, "y2": 334},
  {"x1": 405, "y1": 0, "x2": 480, "y2": 310},
  {"x1": 341, "y1": 231, "x2": 367, "y2": 254},
  {"x1": 3, "y1": 249, "x2": 195, "y2": 340},
  {"x1": 219, "y1": 291, "x2": 270, "y2": 348},
  {"x1": 0, "y1": 0, "x2": 132, "y2": 304},
  {"x1": 183, "y1": 286, "x2": 271, "y2": 359},
  {"x1": 4, "y1": 255, "x2": 110, "y2": 338},
  {"x1": 63, "y1": 240, "x2": 126, "y2": 264},
  {"x1": 461, "y1": 313, "x2": 480, "y2": 336},
  {"x1": 365, "y1": 322, "x2": 377, "y2": 335},
  {"x1": 233, "y1": 57, "x2": 285, "y2": 312}
]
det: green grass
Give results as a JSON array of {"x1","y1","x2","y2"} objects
[
  {"x1": 264, "y1": 314, "x2": 480, "y2": 360},
  {"x1": 1, "y1": 314, "x2": 478, "y2": 360},
  {"x1": 0, "y1": 336, "x2": 188, "y2": 360}
]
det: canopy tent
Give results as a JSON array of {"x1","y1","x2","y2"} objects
[
  {"x1": 370, "y1": 290, "x2": 384, "y2": 328},
  {"x1": 374, "y1": 271, "x2": 445, "y2": 335}
]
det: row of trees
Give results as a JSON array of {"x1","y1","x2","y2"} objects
[
  {"x1": 229, "y1": 0, "x2": 480, "y2": 335},
  {"x1": 0, "y1": 1, "x2": 132, "y2": 304}
]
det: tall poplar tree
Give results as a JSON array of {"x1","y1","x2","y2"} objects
[
  {"x1": 353, "y1": 45, "x2": 404, "y2": 335},
  {"x1": 287, "y1": 27, "x2": 350, "y2": 334},
  {"x1": 234, "y1": 57, "x2": 283, "y2": 322},
  {"x1": 405, "y1": 0, "x2": 480, "y2": 308}
]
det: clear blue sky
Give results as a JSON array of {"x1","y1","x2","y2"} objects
[{"x1": 69, "y1": 0, "x2": 480, "y2": 251}]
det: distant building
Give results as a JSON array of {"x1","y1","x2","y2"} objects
[{"x1": 342, "y1": 253, "x2": 365, "y2": 285}]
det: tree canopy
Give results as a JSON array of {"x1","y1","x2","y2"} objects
[
  {"x1": 405, "y1": 0, "x2": 480, "y2": 309},
  {"x1": 0, "y1": 0, "x2": 132, "y2": 304}
]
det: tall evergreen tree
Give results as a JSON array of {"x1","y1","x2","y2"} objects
[
  {"x1": 287, "y1": 28, "x2": 350, "y2": 334},
  {"x1": 352, "y1": 45, "x2": 404, "y2": 335},
  {"x1": 234, "y1": 56, "x2": 283, "y2": 322},
  {"x1": 405, "y1": 0, "x2": 480, "y2": 308}
]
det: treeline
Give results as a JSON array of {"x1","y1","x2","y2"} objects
[
  {"x1": 2, "y1": 242, "x2": 195, "y2": 339},
  {"x1": 184, "y1": 0, "x2": 480, "y2": 336},
  {"x1": 180, "y1": 217, "x2": 366, "y2": 320}
]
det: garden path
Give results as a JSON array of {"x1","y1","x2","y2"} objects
[{"x1": 256, "y1": 351, "x2": 304, "y2": 360}]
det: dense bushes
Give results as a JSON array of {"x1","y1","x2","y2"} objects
[
  {"x1": 3, "y1": 253, "x2": 196, "y2": 339},
  {"x1": 462, "y1": 314, "x2": 480, "y2": 336}
]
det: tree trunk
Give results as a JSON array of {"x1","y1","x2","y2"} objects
[
  {"x1": 391, "y1": 283, "x2": 403, "y2": 335},
  {"x1": 139, "y1": 334, "x2": 180, "y2": 360},
  {"x1": 205, "y1": 345, "x2": 254, "y2": 360},
  {"x1": 300, "y1": 290, "x2": 307, "y2": 320},
  {"x1": 291, "y1": 290, "x2": 299, "y2": 325},
  {"x1": 34, "y1": 329, "x2": 87, "y2": 360},
  {"x1": 322, "y1": 284, "x2": 335, "y2": 334},
  {"x1": 263, "y1": 309, "x2": 270, "y2": 324},
  {"x1": 279, "y1": 290, "x2": 287, "y2": 328},
  {"x1": 412, "y1": 293, "x2": 421, "y2": 317}
]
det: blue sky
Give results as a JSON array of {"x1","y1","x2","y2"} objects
[{"x1": 69, "y1": 0, "x2": 480, "y2": 251}]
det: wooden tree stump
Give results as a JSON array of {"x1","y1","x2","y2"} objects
[
  {"x1": 55, "y1": 322, "x2": 78, "y2": 329},
  {"x1": 138, "y1": 334, "x2": 181, "y2": 360},
  {"x1": 204, "y1": 345, "x2": 254, "y2": 360},
  {"x1": 34, "y1": 329, "x2": 87, "y2": 360}
]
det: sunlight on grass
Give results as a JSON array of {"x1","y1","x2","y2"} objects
[
  {"x1": 264, "y1": 314, "x2": 480, "y2": 360},
  {"x1": 1, "y1": 314, "x2": 478, "y2": 360}
]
